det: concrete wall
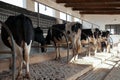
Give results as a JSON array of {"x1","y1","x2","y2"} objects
[
  {"x1": 26, "y1": 0, "x2": 34, "y2": 11},
  {"x1": 81, "y1": 15, "x2": 120, "y2": 30}
]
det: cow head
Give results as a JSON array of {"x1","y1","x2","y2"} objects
[
  {"x1": 101, "y1": 30, "x2": 110, "y2": 41},
  {"x1": 101, "y1": 30, "x2": 110, "y2": 52},
  {"x1": 34, "y1": 27, "x2": 47, "y2": 52},
  {"x1": 94, "y1": 28, "x2": 101, "y2": 39}
]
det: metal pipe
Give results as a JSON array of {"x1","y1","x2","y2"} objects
[
  {"x1": 0, "y1": 21, "x2": 16, "y2": 80},
  {"x1": 34, "y1": 1, "x2": 100, "y2": 28}
]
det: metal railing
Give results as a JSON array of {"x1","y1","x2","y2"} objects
[{"x1": 0, "y1": 21, "x2": 16, "y2": 80}]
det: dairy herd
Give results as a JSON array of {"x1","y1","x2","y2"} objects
[{"x1": 0, "y1": 14, "x2": 111, "y2": 79}]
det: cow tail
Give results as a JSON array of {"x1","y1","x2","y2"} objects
[{"x1": 0, "y1": 20, "x2": 13, "y2": 49}]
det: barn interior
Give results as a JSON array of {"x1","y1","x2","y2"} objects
[{"x1": 0, "y1": 0, "x2": 120, "y2": 80}]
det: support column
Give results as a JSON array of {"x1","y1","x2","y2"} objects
[{"x1": 26, "y1": 0, "x2": 35, "y2": 12}]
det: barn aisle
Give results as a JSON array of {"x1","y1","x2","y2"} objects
[
  {"x1": 76, "y1": 45, "x2": 120, "y2": 80},
  {"x1": 104, "y1": 57, "x2": 120, "y2": 80},
  {"x1": 76, "y1": 55, "x2": 120, "y2": 80}
]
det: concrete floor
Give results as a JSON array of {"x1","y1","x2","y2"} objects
[{"x1": 1, "y1": 46, "x2": 120, "y2": 80}]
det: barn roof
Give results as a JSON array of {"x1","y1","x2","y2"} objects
[{"x1": 56, "y1": 0, "x2": 120, "y2": 14}]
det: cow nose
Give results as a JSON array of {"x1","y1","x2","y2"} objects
[
  {"x1": 44, "y1": 48, "x2": 47, "y2": 53},
  {"x1": 41, "y1": 48, "x2": 45, "y2": 53}
]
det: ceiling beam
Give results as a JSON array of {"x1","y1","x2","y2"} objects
[
  {"x1": 79, "y1": 11, "x2": 120, "y2": 14},
  {"x1": 72, "y1": 7, "x2": 120, "y2": 11},
  {"x1": 56, "y1": 0, "x2": 120, "y2": 3},
  {"x1": 65, "y1": 3, "x2": 120, "y2": 7}
]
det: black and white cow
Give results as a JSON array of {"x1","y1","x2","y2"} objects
[
  {"x1": 46, "y1": 22, "x2": 82, "y2": 60},
  {"x1": 101, "y1": 31, "x2": 111, "y2": 53},
  {"x1": 0, "y1": 14, "x2": 34, "y2": 79},
  {"x1": 34, "y1": 27, "x2": 46, "y2": 52},
  {"x1": 81, "y1": 28, "x2": 101, "y2": 56}
]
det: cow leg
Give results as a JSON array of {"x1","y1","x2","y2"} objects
[
  {"x1": 58, "y1": 45, "x2": 61, "y2": 59},
  {"x1": 55, "y1": 46, "x2": 61, "y2": 60},
  {"x1": 94, "y1": 45, "x2": 97, "y2": 54},
  {"x1": 88, "y1": 45, "x2": 91, "y2": 56},
  {"x1": 107, "y1": 44, "x2": 110, "y2": 53},
  {"x1": 54, "y1": 43, "x2": 58, "y2": 60},
  {"x1": 7, "y1": 37, "x2": 23, "y2": 79},
  {"x1": 72, "y1": 41, "x2": 75, "y2": 60},
  {"x1": 72, "y1": 39, "x2": 78, "y2": 60},
  {"x1": 23, "y1": 41, "x2": 32, "y2": 79},
  {"x1": 75, "y1": 38, "x2": 81, "y2": 60},
  {"x1": 72, "y1": 44, "x2": 78, "y2": 60},
  {"x1": 72, "y1": 47, "x2": 75, "y2": 60},
  {"x1": 76, "y1": 38, "x2": 81, "y2": 54},
  {"x1": 15, "y1": 44, "x2": 23, "y2": 79},
  {"x1": 54, "y1": 46, "x2": 57, "y2": 60},
  {"x1": 88, "y1": 43, "x2": 91, "y2": 56}
]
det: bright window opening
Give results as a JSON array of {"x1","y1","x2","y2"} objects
[
  {"x1": 67, "y1": 15, "x2": 72, "y2": 22},
  {"x1": 1, "y1": 0, "x2": 26, "y2": 8},
  {"x1": 60, "y1": 12, "x2": 66, "y2": 21},
  {"x1": 74, "y1": 18, "x2": 82, "y2": 23},
  {"x1": 34, "y1": 2, "x2": 55, "y2": 17}
]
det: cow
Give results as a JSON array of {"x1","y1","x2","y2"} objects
[
  {"x1": 34, "y1": 27, "x2": 46, "y2": 52},
  {"x1": 81, "y1": 28, "x2": 101, "y2": 56},
  {"x1": 0, "y1": 14, "x2": 34, "y2": 79},
  {"x1": 101, "y1": 31, "x2": 111, "y2": 53},
  {"x1": 45, "y1": 22, "x2": 82, "y2": 60}
]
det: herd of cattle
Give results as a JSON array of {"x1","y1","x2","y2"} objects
[{"x1": 0, "y1": 14, "x2": 111, "y2": 79}]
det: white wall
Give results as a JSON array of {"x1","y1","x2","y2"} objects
[
  {"x1": 26, "y1": 0, "x2": 34, "y2": 11},
  {"x1": 81, "y1": 15, "x2": 120, "y2": 30}
]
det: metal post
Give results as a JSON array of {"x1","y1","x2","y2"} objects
[
  {"x1": 11, "y1": 36, "x2": 16, "y2": 80},
  {"x1": 65, "y1": 13, "x2": 69, "y2": 62},
  {"x1": 0, "y1": 21, "x2": 16, "y2": 80},
  {"x1": 37, "y1": 2, "x2": 40, "y2": 52},
  {"x1": 66, "y1": 13, "x2": 67, "y2": 22},
  {"x1": 66, "y1": 37, "x2": 69, "y2": 63},
  {"x1": 37, "y1": 2, "x2": 40, "y2": 27},
  {"x1": 81, "y1": 19, "x2": 83, "y2": 26}
]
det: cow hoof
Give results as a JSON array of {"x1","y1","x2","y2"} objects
[
  {"x1": 16, "y1": 74, "x2": 23, "y2": 80},
  {"x1": 24, "y1": 73, "x2": 30, "y2": 79},
  {"x1": 58, "y1": 57, "x2": 61, "y2": 60},
  {"x1": 54, "y1": 58, "x2": 57, "y2": 60},
  {"x1": 54, "y1": 57, "x2": 58, "y2": 60}
]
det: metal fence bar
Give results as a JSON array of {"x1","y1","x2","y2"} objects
[
  {"x1": 0, "y1": 21, "x2": 16, "y2": 80},
  {"x1": 35, "y1": 1, "x2": 100, "y2": 29}
]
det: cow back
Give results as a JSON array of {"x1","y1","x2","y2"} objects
[
  {"x1": 1, "y1": 14, "x2": 34, "y2": 49},
  {"x1": 46, "y1": 24, "x2": 66, "y2": 44}
]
